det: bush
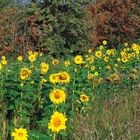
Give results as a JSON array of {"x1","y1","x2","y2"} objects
[{"x1": 87, "y1": 0, "x2": 140, "y2": 47}]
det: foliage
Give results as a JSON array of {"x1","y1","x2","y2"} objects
[
  {"x1": 0, "y1": 0, "x2": 13, "y2": 9},
  {"x1": 0, "y1": 0, "x2": 92, "y2": 56},
  {"x1": 26, "y1": 0, "x2": 91, "y2": 56},
  {"x1": 0, "y1": 6, "x2": 28, "y2": 55},
  {"x1": 0, "y1": 41, "x2": 140, "y2": 139},
  {"x1": 87, "y1": 0, "x2": 140, "y2": 47}
]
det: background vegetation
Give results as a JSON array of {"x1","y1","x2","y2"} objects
[{"x1": 0, "y1": 0, "x2": 140, "y2": 140}]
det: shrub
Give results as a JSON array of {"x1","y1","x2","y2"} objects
[{"x1": 87, "y1": 0, "x2": 140, "y2": 47}]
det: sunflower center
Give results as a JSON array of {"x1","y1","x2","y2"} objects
[
  {"x1": 82, "y1": 96, "x2": 87, "y2": 100},
  {"x1": 22, "y1": 70, "x2": 28, "y2": 76},
  {"x1": 53, "y1": 118, "x2": 61, "y2": 127},
  {"x1": 59, "y1": 74, "x2": 66, "y2": 80},
  {"x1": 54, "y1": 92, "x2": 60, "y2": 99},
  {"x1": 42, "y1": 65, "x2": 48, "y2": 69},
  {"x1": 18, "y1": 132, "x2": 23, "y2": 137},
  {"x1": 52, "y1": 75, "x2": 57, "y2": 80}
]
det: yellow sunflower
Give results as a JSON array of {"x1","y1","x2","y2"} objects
[
  {"x1": 11, "y1": 128, "x2": 28, "y2": 140},
  {"x1": 111, "y1": 49, "x2": 115, "y2": 55},
  {"x1": 40, "y1": 79, "x2": 47, "y2": 84},
  {"x1": 114, "y1": 64, "x2": 118, "y2": 67},
  {"x1": 99, "y1": 45, "x2": 104, "y2": 50},
  {"x1": 18, "y1": 56, "x2": 23, "y2": 62},
  {"x1": 1, "y1": 59, "x2": 7, "y2": 65},
  {"x1": 106, "y1": 50, "x2": 111, "y2": 55},
  {"x1": 40, "y1": 62, "x2": 49, "y2": 74},
  {"x1": 95, "y1": 51, "x2": 102, "y2": 58},
  {"x1": 106, "y1": 65, "x2": 111, "y2": 70},
  {"x1": 52, "y1": 59, "x2": 59, "y2": 65},
  {"x1": 87, "y1": 74, "x2": 94, "y2": 80},
  {"x1": 20, "y1": 68, "x2": 31, "y2": 80},
  {"x1": 87, "y1": 56, "x2": 94, "y2": 64},
  {"x1": 49, "y1": 74, "x2": 59, "y2": 83},
  {"x1": 2, "y1": 56, "x2": 6, "y2": 60},
  {"x1": 124, "y1": 42, "x2": 128, "y2": 47},
  {"x1": 117, "y1": 58, "x2": 121, "y2": 62},
  {"x1": 64, "y1": 61, "x2": 70, "y2": 67},
  {"x1": 131, "y1": 52, "x2": 136, "y2": 57},
  {"x1": 90, "y1": 66, "x2": 95, "y2": 71},
  {"x1": 49, "y1": 89, "x2": 66, "y2": 104},
  {"x1": 88, "y1": 49, "x2": 92, "y2": 53},
  {"x1": 131, "y1": 43, "x2": 138, "y2": 51},
  {"x1": 34, "y1": 52, "x2": 38, "y2": 56},
  {"x1": 28, "y1": 54, "x2": 36, "y2": 62},
  {"x1": 48, "y1": 111, "x2": 67, "y2": 133},
  {"x1": 94, "y1": 71, "x2": 99, "y2": 77},
  {"x1": 73, "y1": 55, "x2": 83, "y2": 64},
  {"x1": 110, "y1": 74, "x2": 119, "y2": 80},
  {"x1": 122, "y1": 57, "x2": 128, "y2": 63},
  {"x1": 80, "y1": 94, "x2": 89, "y2": 102},
  {"x1": 127, "y1": 47, "x2": 130, "y2": 51},
  {"x1": 28, "y1": 51, "x2": 32, "y2": 55},
  {"x1": 57, "y1": 72, "x2": 70, "y2": 83},
  {"x1": 103, "y1": 40, "x2": 107, "y2": 45},
  {"x1": 121, "y1": 51, "x2": 126, "y2": 57},
  {"x1": 104, "y1": 56, "x2": 109, "y2": 62}
]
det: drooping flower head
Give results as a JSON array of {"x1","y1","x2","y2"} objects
[{"x1": 18, "y1": 56, "x2": 23, "y2": 62}]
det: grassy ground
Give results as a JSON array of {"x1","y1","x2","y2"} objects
[{"x1": 69, "y1": 86, "x2": 140, "y2": 140}]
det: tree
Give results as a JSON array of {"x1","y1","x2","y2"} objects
[{"x1": 26, "y1": 0, "x2": 92, "y2": 56}]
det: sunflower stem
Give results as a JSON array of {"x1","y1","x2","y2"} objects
[{"x1": 53, "y1": 133, "x2": 56, "y2": 140}]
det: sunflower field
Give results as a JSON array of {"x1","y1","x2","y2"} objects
[
  {"x1": 0, "y1": 0, "x2": 140, "y2": 140},
  {"x1": 0, "y1": 40, "x2": 140, "y2": 140}
]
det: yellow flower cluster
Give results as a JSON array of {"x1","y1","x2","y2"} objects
[
  {"x1": 0, "y1": 56, "x2": 7, "y2": 68},
  {"x1": 49, "y1": 72, "x2": 70, "y2": 83},
  {"x1": 28, "y1": 51, "x2": 38, "y2": 62}
]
